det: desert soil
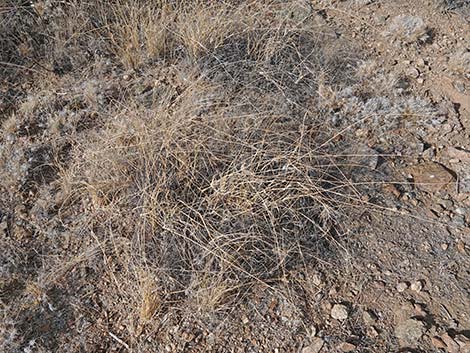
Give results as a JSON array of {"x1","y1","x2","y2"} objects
[{"x1": 1, "y1": 1, "x2": 470, "y2": 352}]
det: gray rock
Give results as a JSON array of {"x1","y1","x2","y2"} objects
[
  {"x1": 352, "y1": 144, "x2": 379, "y2": 170},
  {"x1": 394, "y1": 319, "x2": 425, "y2": 345},
  {"x1": 385, "y1": 15, "x2": 429, "y2": 44},
  {"x1": 459, "y1": 176, "x2": 470, "y2": 193}
]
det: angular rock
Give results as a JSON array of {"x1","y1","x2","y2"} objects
[
  {"x1": 385, "y1": 15, "x2": 429, "y2": 44},
  {"x1": 409, "y1": 162, "x2": 455, "y2": 193},
  {"x1": 352, "y1": 144, "x2": 379, "y2": 170},
  {"x1": 456, "y1": 334, "x2": 470, "y2": 353},
  {"x1": 441, "y1": 333, "x2": 460, "y2": 353},
  {"x1": 302, "y1": 337, "x2": 324, "y2": 353},
  {"x1": 394, "y1": 319, "x2": 425, "y2": 345},
  {"x1": 410, "y1": 280, "x2": 423, "y2": 292},
  {"x1": 338, "y1": 342, "x2": 356, "y2": 352},
  {"x1": 397, "y1": 282, "x2": 408, "y2": 292},
  {"x1": 443, "y1": 146, "x2": 470, "y2": 163},
  {"x1": 362, "y1": 310, "x2": 377, "y2": 325},
  {"x1": 331, "y1": 304, "x2": 349, "y2": 321},
  {"x1": 431, "y1": 336, "x2": 447, "y2": 349},
  {"x1": 367, "y1": 326, "x2": 379, "y2": 337}
]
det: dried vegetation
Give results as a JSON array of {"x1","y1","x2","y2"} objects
[{"x1": 0, "y1": 0, "x2": 443, "y2": 351}]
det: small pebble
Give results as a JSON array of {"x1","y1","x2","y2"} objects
[
  {"x1": 414, "y1": 303, "x2": 426, "y2": 316},
  {"x1": 338, "y1": 342, "x2": 356, "y2": 352},
  {"x1": 302, "y1": 337, "x2": 324, "y2": 353},
  {"x1": 367, "y1": 326, "x2": 379, "y2": 337},
  {"x1": 416, "y1": 58, "x2": 426, "y2": 67},
  {"x1": 331, "y1": 304, "x2": 349, "y2": 321},
  {"x1": 453, "y1": 81, "x2": 465, "y2": 93},
  {"x1": 397, "y1": 282, "x2": 408, "y2": 292},
  {"x1": 439, "y1": 199, "x2": 454, "y2": 209},
  {"x1": 457, "y1": 240, "x2": 466, "y2": 254},
  {"x1": 406, "y1": 67, "x2": 420, "y2": 78},
  {"x1": 363, "y1": 310, "x2": 377, "y2": 324},
  {"x1": 410, "y1": 280, "x2": 423, "y2": 292}
]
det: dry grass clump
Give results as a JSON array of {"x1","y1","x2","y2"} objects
[
  {"x1": 102, "y1": 0, "x2": 176, "y2": 69},
  {"x1": 60, "y1": 21, "x2": 356, "y2": 334},
  {"x1": 65, "y1": 90, "x2": 342, "y2": 331},
  {"x1": 175, "y1": 2, "x2": 237, "y2": 60},
  {"x1": 2, "y1": 0, "x2": 362, "y2": 349}
]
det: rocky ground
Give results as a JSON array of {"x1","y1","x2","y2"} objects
[{"x1": 1, "y1": 1, "x2": 470, "y2": 352}]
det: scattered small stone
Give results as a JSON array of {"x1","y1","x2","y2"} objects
[
  {"x1": 394, "y1": 319, "x2": 425, "y2": 345},
  {"x1": 321, "y1": 301, "x2": 332, "y2": 313},
  {"x1": 310, "y1": 272, "x2": 324, "y2": 287},
  {"x1": 309, "y1": 325, "x2": 317, "y2": 337},
  {"x1": 374, "y1": 280, "x2": 386, "y2": 289},
  {"x1": 416, "y1": 58, "x2": 426, "y2": 67},
  {"x1": 397, "y1": 282, "x2": 408, "y2": 292},
  {"x1": 338, "y1": 342, "x2": 356, "y2": 352},
  {"x1": 439, "y1": 199, "x2": 454, "y2": 209},
  {"x1": 331, "y1": 304, "x2": 349, "y2": 321},
  {"x1": 460, "y1": 177, "x2": 470, "y2": 193},
  {"x1": 363, "y1": 310, "x2": 377, "y2": 324},
  {"x1": 440, "y1": 214, "x2": 451, "y2": 223},
  {"x1": 452, "y1": 215, "x2": 466, "y2": 226},
  {"x1": 355, "y1": 0, "x2": 374, "y2": 6},
  {"x1": 457, "y1": 240, "x2": 466, "y2": 253},
  {"x1": 422, "y1": 147, "x2": 436, "y2": 160},
  {"x1": 406, "y1": 67, "x2": 420, "y2": 78},
  {"x1": 454, "y1": 81, "x2": 466, "y2": 93},
  {"x1": 367, "y1": 326, "x2": 379, "y2": 338},
  {"x1": 383, "y1": 183, "x2": 401, "y2": 198},
  {"x1": 413, "y1": 303, "x2": 426, "y2": 316},
  {"x1": 441, "y1": 243, "x2": 449, "y2": 251},
  {"x1": 410, "y1": 280, "x2": 423, "y2": 292},
  {"x1": 302, "y1": 337, "x2": 324, "y2": 353}
]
